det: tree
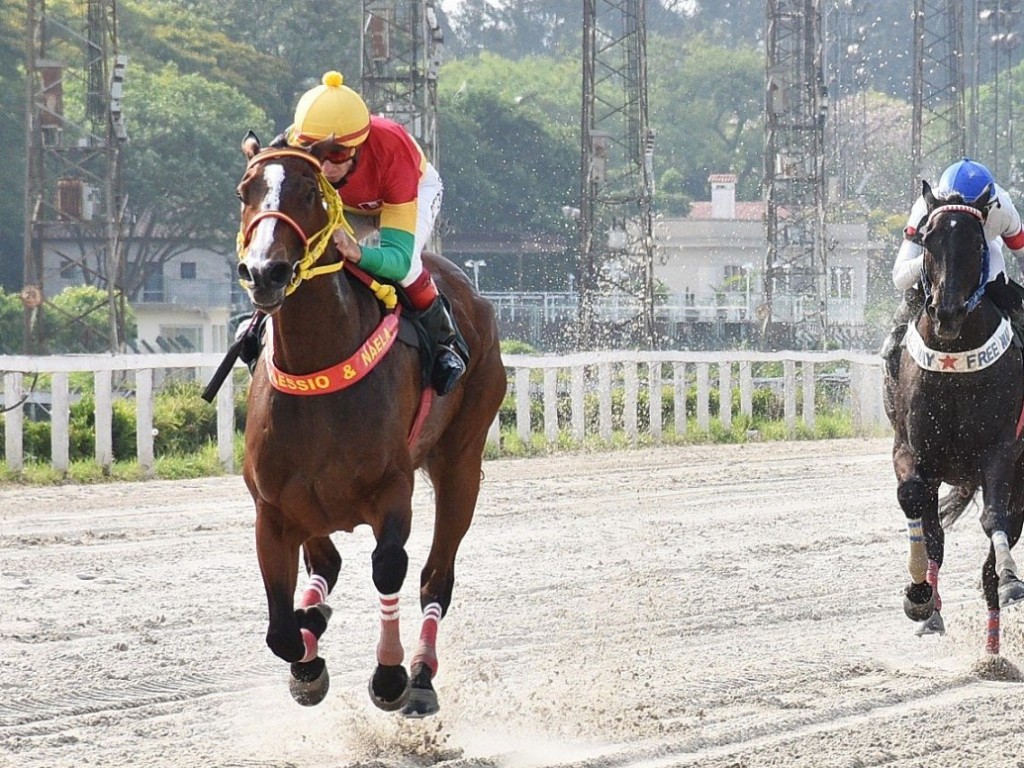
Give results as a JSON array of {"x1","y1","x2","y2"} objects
[
  {"x1": 146, "y1": 0, "x2": 362, "y2": 128},
  {"x1": 438, "y1": 88, "x2": 577, "y2": 239},
  {"x1": 439, "y1": 51, "x2": 580, "y2": 144},
  {"x1": 0, "y1": 285, "x2": 136, "y2": 353},
  {"x1": 444, "y1": 0, "x2": 580, "y2": 59},
  {"x1": 647, "y1": 34, "x2": 763, "y2": 200},
  {"x1": 102, "y1": 64, "x2": 271, "y2": 300}
]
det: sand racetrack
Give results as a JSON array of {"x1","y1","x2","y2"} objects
[{"x1": 2, "y1": 438, "x2": 1024, "y2": 768}]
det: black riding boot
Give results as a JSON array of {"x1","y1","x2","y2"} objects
[
  {"x1": 236, "y1": 313, "x2": 267, "y2": 375},
  {"x1": 419, "y1": 296, "x2": 468, "y2": 396},
  {"x1": 880, "y1": 286, "x2": 925, "y2": 382}
]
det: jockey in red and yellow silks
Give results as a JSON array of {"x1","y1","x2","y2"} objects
[{"x1": 283, "y1": 71, "x2": 465, "y2": 396}]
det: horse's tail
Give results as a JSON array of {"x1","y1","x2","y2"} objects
[{"x1": 938, "y1": 485, "x2": 977, "y2": 530}]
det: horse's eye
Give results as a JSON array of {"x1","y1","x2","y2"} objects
[{"x1": 304, "y1": 182, "x2": 318, "y2": 207}]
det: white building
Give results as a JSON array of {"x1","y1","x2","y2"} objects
[
  {"x1": 654, "y1": 174, "x2": 883, "y2": 345},
  {"x1": 41, "y1": 234, "x2": 237, "y2": 354}
]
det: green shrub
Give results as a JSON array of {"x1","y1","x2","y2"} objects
[{"x1": 153, "y1": 382, "x2": 218, "y2": 456}]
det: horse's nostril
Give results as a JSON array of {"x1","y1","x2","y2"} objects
[
  {"x1": 268, "y1": 262, "x2": 292, "y2": 287},
  {"x1": 243, "y1": 261, "x2": 293, "y2": 290}
]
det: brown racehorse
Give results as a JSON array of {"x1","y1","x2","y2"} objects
[
  {"x1": 885, "y1": 181, "x2": 1024, "y2": 654},
  {"x1": 234, "y1": 132, "x2": 506, "y2": 716}
]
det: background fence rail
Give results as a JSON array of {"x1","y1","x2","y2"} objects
[{"x1": 0, "y1": 351, "x2": 886, "y2": 473}]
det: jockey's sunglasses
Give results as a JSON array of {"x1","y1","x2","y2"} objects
[
  {"x1": 322, "y1": 145, "x2": 356, "y2": 164},
  {"x1": 293, "y1": 135, "x2": 356, "y2": 165}
]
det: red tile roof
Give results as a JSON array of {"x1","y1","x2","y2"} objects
[{"x1": 687, "y1": 201, "x2": 765, "y2": 221}]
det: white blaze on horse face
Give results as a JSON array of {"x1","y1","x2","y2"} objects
[{"x1": 246, "y1": 165, "x2": 286, "y2": 263}]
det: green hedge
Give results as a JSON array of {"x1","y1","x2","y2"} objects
[{"x1": 6, "y1": 380, "x2": 249, "y2": 463}]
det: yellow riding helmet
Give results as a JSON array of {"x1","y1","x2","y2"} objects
[{"x1": 290, "y1": 71, "x2": 370, "y2": 147}]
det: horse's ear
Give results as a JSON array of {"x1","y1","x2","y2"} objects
[
  {"x1": 970, "y1": 182, "x2": 994, "y2": 213},
  {"x1": 242, "y1": 131, "x2": 261, "y2": 161},
  {"x1": 922, "y1": 180, "x2": 936, "y2": 209}
]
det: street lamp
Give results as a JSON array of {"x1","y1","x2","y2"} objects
[{"x1": 464, "y1": 259, "x2": 486, "y2": 291}]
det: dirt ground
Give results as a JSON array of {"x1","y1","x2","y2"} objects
[{"x1": 2, "y1": 438, "x2": 1024, "y2": 768}]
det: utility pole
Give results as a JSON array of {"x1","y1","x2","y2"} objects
[{"x1": 22, "y1": 0, "x2": 128, "y2": 354}]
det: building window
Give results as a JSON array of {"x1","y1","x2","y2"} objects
[
  {"x1": 142, "y1": 267, "x2": 165, "y2": 302},
  {"x1": 723, "y1": 265, "x2": 746, "y2": 292},
  {"x1": 830, "y1": 266, "x2": 853, "y2": 299},
  {"x1": 180, "y1": 261, "x2": 197, "y2": 279}
]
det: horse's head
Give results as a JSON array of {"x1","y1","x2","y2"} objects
[
  {"x1": 918, "y1": 179, "x2": 990, "y2": 340},
  {"x1": 235, "y1": 131, "x2": 348, "y2": 314}
]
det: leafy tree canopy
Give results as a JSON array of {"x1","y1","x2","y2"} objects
[{"x1": 439, "y1": 88, "x2": 577, "y2": 239}]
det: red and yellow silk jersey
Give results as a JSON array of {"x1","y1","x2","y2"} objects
[{"x1": 337, "y1": 116, "x2": 428, "y2": 281}]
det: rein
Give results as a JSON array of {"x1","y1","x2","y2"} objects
[
  {"x1": 919, "y1": 203, "x2": 990, "y2": 314},
  {"x1": 236, "y1": 148, "x2": 354, "y2": 296}
]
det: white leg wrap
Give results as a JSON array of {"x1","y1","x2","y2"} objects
[
  {"x1": 907, "y1": 519, "x2": 927, "y2": 582},
  {"x1": 992, "y1": 531, "x2": 1018, "y2": 576}
]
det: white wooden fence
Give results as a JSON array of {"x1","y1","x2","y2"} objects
[{"x1": 0, "y1": 350, "x2": 886, "y2": 473}]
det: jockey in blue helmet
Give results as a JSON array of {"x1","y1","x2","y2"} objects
[
  {"x1": 882, "y1": 158, "x2": 1024, "y2": 382},
  {"x1": 936, "y1": 158, "x2": 996, "y2": 202}
]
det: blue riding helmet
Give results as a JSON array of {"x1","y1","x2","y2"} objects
[{"x1": 936, "y1": 158, "x2": 995, "y2": 202}]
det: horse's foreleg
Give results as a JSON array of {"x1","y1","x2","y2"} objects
[
  {"x1": 368, "y1": 510, "x2": 412, "y2": 712},
  {"x1": 897, "y1": 473, "x2": 943, "y2": 631},
  {"x1": 287, "y1": 536, "x2": 341, "y2": 706},
  {"x1": 254, "y1": 504, "x2": 306, "y2": 663}
]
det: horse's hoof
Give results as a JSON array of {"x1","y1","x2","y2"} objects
[
  {"x1": 904, "y1": 581, "x2": 935, "y2": 622},
  {"x1": 289, "y1": 657, "x2": 330, "y2": 706},
  {"x1": 368, "y1": 663, "x2": 410, "y2": 712},
  {"x1": 914, "y1": 610, "x2": 945, "y2": 637},
  {"x1": 402, "y1": 687, "x2": 440, "y2": 718},
  {"x1": 998, "y1": 574, "x2": 1024, "y2": 608},
  {"x1": 401, "y1": 662, "x2": 439, "y2": 718}
]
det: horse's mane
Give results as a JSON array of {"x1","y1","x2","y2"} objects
[{"x1": 933, "y1": 190, "x2": 968, "y2": 206}]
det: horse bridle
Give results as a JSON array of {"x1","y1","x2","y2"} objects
[
  {"x1": 236, "y1": 148, "x2": 353, "y2": 296},
  {"x1": 919, "y1": 203, "x2": 990, "y2": 314}
]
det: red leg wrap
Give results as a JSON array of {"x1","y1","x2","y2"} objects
[
  {"x1": 376, "y1": 593, "x2": 404, "y2": 666},
  {"x1": 411, "y1": 602, "x2": 442, "y2": 677},
  {"x1": 299, "y1": 574, "x2": 329, "y2": 608},
  {"x1": 986, "y1": 609, "x2": 1000, "y2": 655},
  {"x1": 926, "y1": 560, "x2": 941, "y2": 612}
]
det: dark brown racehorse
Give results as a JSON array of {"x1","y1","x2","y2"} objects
[
  {"x1": 234, "y1": 133, "x2": 506, "y2": 716},
  {"x1": 885, "y1": 181, "x2": 1024, "y2": 654}
]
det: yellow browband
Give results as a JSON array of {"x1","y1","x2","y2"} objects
[{"x1": 236, "y1": 149, "x2": 355, "y2": 296}]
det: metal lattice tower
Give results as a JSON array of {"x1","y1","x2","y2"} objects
[
  {"x1": 361, "y1": 0, "x2": 442, "y2": 164},
  {"x1": 764, "y1": 0, "x2": 829, "y2": 349},
  {"x1": 911, "y1": 0, "x2": 965, "y2": 192},
  {"x1": 22, "y1": 0, "x2": 127, "y2": 354},
  {"x1": 972, "y1": 0, "x2": 1023, "y2": 181},
  {"x1": 578, "y1": 0, "x2": 656, "y2": 349},
  {"x1": 824, "y1": 0, "x2": 870, "y2": 203}
]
